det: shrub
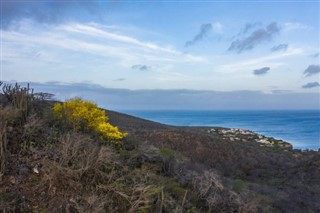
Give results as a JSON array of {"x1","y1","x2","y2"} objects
[
  {"x1": 232, "y1": 179, "x2": 247, "y2": 193},
  {"x1": 160, "y1": 148, "x2": 175, "y2": 158},
  {"x1": 53, "y1": 98, "x2": 127, "y2": 146}
]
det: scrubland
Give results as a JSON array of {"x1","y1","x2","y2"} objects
[{"x1": 0, "y1": 82, "x2": 319, "y2": 213}]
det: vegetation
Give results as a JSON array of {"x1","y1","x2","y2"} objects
[
  {"x1": 0, "y1": 82, "x2": 319, "y2": 213},
  {"x1": 53, "y1": 98, "x2": 127, "y2": 147},
  {"x1": 0, "y1": 82, "x2": 203, "y2": 212}
]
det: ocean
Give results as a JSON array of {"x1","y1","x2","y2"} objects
[{"x1": 123, "y1": 110, "x2": 320, "y2": 150}]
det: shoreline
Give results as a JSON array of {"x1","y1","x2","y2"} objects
[
  {"x1": 179, "y1": 126, "x2": 294, "y2": 150},
  {"x1": 187, "y1": 126, "x2": 319, "y2": 151},
  {"x1": 107, "y1": 110, "x2": 320, "y2": 152},
  {"x1": 109, "y1": 110, "x2": 320, "y2": 152},
  {"x1": 120, "y1": 110, "x2": 319, "y2": 151}
]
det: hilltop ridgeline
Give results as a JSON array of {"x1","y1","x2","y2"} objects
[{"x1": 0, "y1": 82, "x2": 319, "y2": 213}]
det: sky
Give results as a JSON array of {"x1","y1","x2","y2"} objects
[{"x1": 1, "y1": 0, "x2": 320, "y2": 110}]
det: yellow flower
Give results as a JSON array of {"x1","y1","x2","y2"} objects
[{"x1": 53, "y1": 98, "x2": 126, "y2": 146}]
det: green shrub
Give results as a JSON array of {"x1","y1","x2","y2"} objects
[
  {"x1": 232, "y1": 179, "x2": 247, "y2": 193},
  {"x1": 160, "y1": 148, "x2": 175, "y2": 158}
]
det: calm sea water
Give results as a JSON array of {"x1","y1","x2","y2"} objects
[{"x1": 123, "y1": 110, "x2": 320, "y2": 150}]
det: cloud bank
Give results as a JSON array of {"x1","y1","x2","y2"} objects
[{"x1": 12, "y1": 81, "x2": 320, "y2": 110}]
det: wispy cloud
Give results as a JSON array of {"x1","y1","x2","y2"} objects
[
  {"x1": 228, "y1": 22, "x2": 281, "y2": 53},
  {"x1": 2, "y1": 21, "x2": 206, "y2": 67},
  {"x1": 1, "y1": 1, "x2": 110, "y2": 28},
  {"x1": 185, "y1": 24, "x2": 213, "y2": 47},
  {"x1": 219, "y1": 47, "x2": 303, "y2": 73},
  {"x1": 310, "y1": 52, "x2": 319, "y2": 58},
  {"x1": 253, "y1": 67, "x2": 270, "y2": 75},
  {"x1": 283, "y1": 22, "x2": 312, "y2": 31},
  {"x1": 114, "y1": 78, "x2": 126, "y2": 82},
  {"x1": 131, "y1": 64, "x2": 151, "y2": 71},
  {"x1": 302, "y1": 82, "x2": 320, "y2": 89},
  {"x1": 62, "y1": 23, "x2": 179, "y2": 54},
  {"x1": 14, "y1": 81, "x2": 320, "y2": 110},
  {"x1": 303, "y1": 65, "x2": 320, "y2": 77},
  {"x1": 185, "y1": 21, "x2": 224, "y2": 47},
  {"x1": 241, "y1": 22, "x2": 260, "y2": 34},
  {"x1": 271, "y1": 44, "x2": 288, "y2": 52},
  {"x1": 212, "y1": 22, "x2": 223, "y2": 33},
  {"x1": 2, "y1": 29, "x2": 137, "y2": 62}
]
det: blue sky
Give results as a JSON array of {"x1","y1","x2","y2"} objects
[{"x1": 1, "y1": 0, "x2": 319, "y2": 109}]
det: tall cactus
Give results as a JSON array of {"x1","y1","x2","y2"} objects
[
  {"x1": 0, "y1": 120, "x2": 7, "y2": 178},
  {"x1": 0, "y1": 82, "x2": 35, "y2": 178},
  {"x1": 1, "y1": 82, "x2": 34, "y2": 121}
]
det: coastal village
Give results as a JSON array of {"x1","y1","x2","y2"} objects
[{"x1": 207, "y1": 128, "x2": 293, "y2": 149}]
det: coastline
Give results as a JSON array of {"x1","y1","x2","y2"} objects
[
  {"x1": 107, "y1": 110, "x2": 297, "y2": 151},
  {"x1": 121, "y1": 109, "x2": 320, "y2": 150}
]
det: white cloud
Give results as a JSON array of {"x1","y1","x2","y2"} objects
[
  {"x1": 218, "y1": 48, "x2": 304, "y2": 73},
  {"x1": 212, "y1": 22, "x2": 223, "y2": 33},
  {"x1": 282, "y1": 22, "x2": 312, "y2": 31},
  {"x1": 59, "y1": 23, "x2": 207, "y2": 63},
  {"x1": 61, "y1": 23, "x2": 178, "y2": 54},
  {"x1": 2, "y1": 20, "x2": 206, "y2": 67}
]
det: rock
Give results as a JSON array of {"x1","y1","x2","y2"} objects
[
  {"x1": 33, "y1": 167, "x2": 39, "y2": 174},
  {"x1": 9, "y1": 176, "x2": 16, "y2": 184}
]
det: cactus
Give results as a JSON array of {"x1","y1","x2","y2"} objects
[
  {"x1": 0, "y1": 120, "x2": 7, "y2": 178},
  {"x1": 1, "y1": 82, "x2": 34, "y2": 122}
]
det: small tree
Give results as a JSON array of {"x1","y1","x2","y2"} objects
[{"x1": 53, "y1": 98, "x2": 127, "y2": 146}]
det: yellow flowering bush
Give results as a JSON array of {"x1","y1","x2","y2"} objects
[{"x1": 53, "y1": 98, "x2": 127, "y2": 146}]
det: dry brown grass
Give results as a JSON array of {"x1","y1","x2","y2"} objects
[
  {"x1": 0, "y1": 119, "x2": 7, "y2": 178},
  {"x1": 0, "y1": 106, "x2": 20, "y2": 178},
  {"x1": 37, "y1": 132, "x2": 170, "y2": 212},
  {"x1": 42, "y1": 132, "x2": 116, "y2": 192}
]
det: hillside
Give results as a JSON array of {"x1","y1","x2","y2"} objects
[{"x1": 0, "y1": 83, "x2": 319, "y2": 213}]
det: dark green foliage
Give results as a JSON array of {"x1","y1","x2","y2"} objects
[{"x1": 232, "y1": 179, "x2": 248, "y2": 193}]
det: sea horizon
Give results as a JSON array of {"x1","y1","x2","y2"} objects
[{"x1": 122, "y1": 109, "x2": 320, "y2": 150}]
